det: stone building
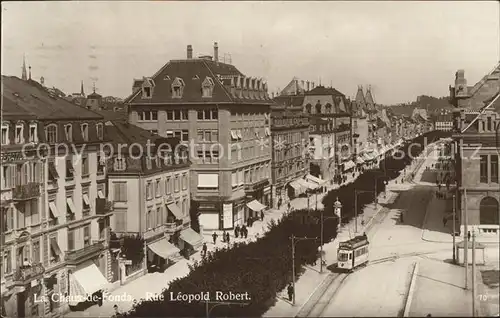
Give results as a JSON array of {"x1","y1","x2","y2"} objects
[
  {"x1": 126, "y1": 42, "x2": 273, "y2": 230},
  {"x1": 1, "y1": 75, "x2": 113, "y2": 316},
  {"x1": 450, "y1": 64, "x2": 500, "y2": 242},
  {"x1": 271, "y1": 94, "x2": 310, "y2": 209},
  {"x1": 104, "y1": 121, "x2": 197, "y2": 274}
]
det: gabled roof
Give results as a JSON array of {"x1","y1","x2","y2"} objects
[
  {"x1": 355, "y1": 86, "x2": 366, "y2": 105},
  {"x1": 2, "y1": 76, "x2": 103, "y2": 120},
  {"x1": 126, "y1": 59, "x2": 270, "y2": 105},
  {"x1": 365, "y1": 88, "x2": 375, "y2": 105},
  {"x1": 2, "y1": 97, "x2": 36, "y2": 121},
  {"x1": 280, "y1": 77, "x2": 305, "y2": 96}
]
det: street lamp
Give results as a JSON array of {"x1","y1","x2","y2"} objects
[
  {"x1": 318, "y1": 198, "x2": 342, "y2": 273},
  {"x1": 290, "y1": 235, "x2": 317, "y2": 305},
  {"x1": 354, "y1": 190, "x2": 375, "y2": 234}
]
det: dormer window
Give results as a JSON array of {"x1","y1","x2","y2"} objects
[
  {"x1": 1, "y1": 124, "x2": 8, "y2": 145},
  {"x1": 45, "y1": 124, "x2": 57, "y2": 144},
  {"x1": 15, "y1": 123, "x2": 24, "y2": 144},
  {"x1": 164, "y1": 75, "x2": 171, "y2": 81},
  {"x1": 64, "y1": 124, "x2": 73, "y2": 142},
  {"x1": 114, "y1": 157, "x2": 126, "y2": 171},
  {"x1": 202, "y1": 77, "x2": 215, "y2": 98},
  {"x1": 96, "y1": 123, "x2": 104, "y2": 140},
  {"x1": 29, "y1": 123, "x2": 37, "y2": 143},
  {"x1": 142, "y1": 78, "x2": 155, "y2": 99},
  {"x1": 81, "y1": 123, "x2": 88, "y2": 141},
  {"x1": 171, "y1": 77, "x2": 185, "y2": 99}
]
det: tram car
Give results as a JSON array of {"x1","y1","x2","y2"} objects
[{"x1": 337, "y1": 233, "x2": 369, "y2": 271}]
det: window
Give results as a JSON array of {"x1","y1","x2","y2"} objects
[
  {"x1": 32, "y1": 240, "x2": 40, "y2": 264},
  {"x1": 491, "y1": 155, "x2": 499, "y2": 183},
  {"x1": 174, "y1": 175, "x2": 180, "y2": 192},
  {"x1": 1, "y1": 125, "x2": 8, "y2": 145},
  {"x1": 114, "y1": 182, "x2": 127, "y2": 202},
  {"x1": 146, "y1": 209, "x2": 153, "y2": 229},
  {"x1": 3, "y1": 250, "x2": 11, "y2": 274},
  {"x1": 174, "y1": 131, "x2": 181, "y2": 140},
  {"x1": 50, "y1": 236, "x2": 61, "y2": 264},
  {"x1": 146, "y1": 181, "x2": 153, "y2": 200},
  {"x1": 66, "y1": 159, "x2": 74, "y2": 178},
  {"x1": 82, "y1": 157, "x2": 89, "y2": 176},
  {"x1": 114, "y1": 212, "x2": 127, "y2": 233},
  {"x1": 480, "y1": 155, "x2": 488, "y2": 183},
  {"x1": 30, "y1": 199, "x2": 39, "y2": 224},
  {"x1": 66, "y1": 196, "x2": 76, "y2": 221},
  {"x1": 211, "y1": 130, "x2": 218, "y2": 142},
  {"x1": 182, "y1": 174, "x2": 187, "y2": 190},
  {"x1": 45, "y1": 124, "x2": 57, "y2": 143},
  {"x1": 68, "y1": 230, "x2": 75, "y2": 251},
  {"x1": 143, "y1": 87, "x2": 151, "y2": 98},
  {"x1": 181, "y1": 110, "x2": 188, "y2": 120},
  {"x1": 181, "y1": 130, "x2": 189, "y2": 141},
  {"x1": 81, "y1": 123, "x2": 88, "y2": 141},
  {"x1": 64, "y1": 124, "x2": 72, "y2": 142},
  {"x1": 115, "y1": 157, "x2": 126, "y2": 171},
  {"x1": 166, "y1": 177, "x2": 171, "y2": 194},
  {"x1": 82, "y1": 191, "x2": 90, "y2": 212},
  {"x1": 138, "y1": 111, "x2": 158, "y2": 121},
  {"x1": 83, "y1": 226, "x2": 91, "y2": 247},
  {"x1": 204, "y1": 131, "x2": 211, "y2": 142},
  {"x1": 167, "y1": 110, "x2": 173, "y2": 121},
  {"x1": 2, "y1": 207, "x2": 14, "y2": 232},
  {"x1": 155, "y1": 179, "x2": 161, "y2": 197},
  {"x1": 171, "y1": 77, "x2": 185, "y2": 98},
  {"x1": 487, "y1": 117, "x2": 492, "y2": 131},
  {"x1": 166, "y1": 131, "x2": 174, "y2": 138},
  {"x1": 96, "y1": 123, "x2": 104, "y2": 140},
  {"x1": 197, "y1": 130, "x2": 204, "y2": 141},
  {"x1": 197, "y1": 108, "x2": 217, "y2": 120},
  {"x1": 15, "y1": 123, "x2": 24, "y2": 144},
  {"x1": 197, "y1": 110, "x2": 204, "y2": 120},
  {"x1": 156, "y1": 206, "x2": 162, "y2": 225},
  {"x1": 202, "y1": 77, "x2": 215, "y2": 98},
  {"x1": 232, "y1": 171, "x2": 237, "y2": 189}
]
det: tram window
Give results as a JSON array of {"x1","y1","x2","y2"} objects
[
  {"x1": 338, "y1": 253, "x2": 348, "y2": 261},
  {"x1": 349, "y1": 253, "x2": 352, "y2": 260}
]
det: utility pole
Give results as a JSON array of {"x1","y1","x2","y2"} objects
[
  {"x1": 464, "y1": 188, "x2": 469, "y2": 290},
  {"x1": 452, "y1": 194, "x2": 456, "y2": 263},
  {"x1": 291, "y1": 234, "x2": 296, "y2": 305},
  {"x1": 354, "y1": 193, "x2": 358, "y2": 234},
  {"x1": 315, "y1": 190, "x2": 318, "y2": 211},
  {"x1": 472, "y1": 229, "x2": 476, "y2": 317}
]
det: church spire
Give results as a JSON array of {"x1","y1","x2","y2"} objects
[
  {"x1": 81, "y1": 80, "x2": 85, "y2": 97},
  {"x1": 21, "y1": 55, "x2": 27, "y2": 80}
]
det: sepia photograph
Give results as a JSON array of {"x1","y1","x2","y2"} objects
[{"x1": 1, "y1": 1, "x2": 499, "y2": 317}]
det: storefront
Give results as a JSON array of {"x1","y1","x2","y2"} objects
[
  {"x1": 180, "y1": 228, "x2": 203, "y2": 253},
  {"x1": 147, "y1": 237, "x2": 182, "y2": 271}
]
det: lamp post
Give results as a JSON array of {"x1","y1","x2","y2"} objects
[
  {"x1": 319, "y1": 198, "x2": 342, "y2": 273},
  {"x1": 452, "y1": 193, "x2": 457, "y2": 263},
  {"x1": 290, "y1": 235, "x2": 317, "y2": 305},
  {"x1": 354, "y1": 190, "x2": 375, "y2": 234}
]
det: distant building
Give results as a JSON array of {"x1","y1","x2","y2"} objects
[
  {"x1": 434, "y1": 113, "x2": 453, "y2": 131},
  {"x1": 126, "y1": 42, "x2": 273, "y2": 230},
  {"x1": 450, "y1": 64, "x2": 500, "y2": 243}
]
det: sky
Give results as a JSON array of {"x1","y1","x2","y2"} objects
[{"x1": 2, "y1": 1, "x2": 499, "y2": 105}]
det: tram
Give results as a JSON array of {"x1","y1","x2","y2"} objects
[{"x1": 337, "y1": 233, "x2": 369, "y2": 272}]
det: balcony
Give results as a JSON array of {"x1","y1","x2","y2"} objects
[
  {"x1": 244, "y1": 179, "x2": 270, "y2": 193},
  {"x1": 165, "y1": 220, "x2": 184, "y2": 232},
  {"x1": 96, "y1": 198, "x2": 113, "y2": 215},
  {"x1": 13, "y1": 263, "x2": 45, "y2": 285},
  {"x1": 144, "y1": 224, "x2": 167, "y2": 240},
  {"x1": 12, "y1": 183, "x2": 40, "y2": 201},
  {"x1": 65, "y1": 241, "x2": 106, "y2": 265}
]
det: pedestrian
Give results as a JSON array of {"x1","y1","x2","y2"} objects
[
  {"x1": 260, "y1": 210, "x2": 264, "y2": 221},
  {"x1": 247, "y1": 216, "x2": 251, "y2": 227},
  {"x1": 222, "y1": 230, "x2": 227, "y2": 243},
  {"x1": 288, "y1": 202, "x2": 291, "y2": 212},
  {"x1": 202, "y1": 243, "x2": 207, "y2": 257},
  {"x1": 113, "y1": 304, "x2": 120, "y2": 316},
  {"x1": 212, "y1": 232, "x2": 218, "y2": 244},
  {"x1": 400, "y1": 213, "x2": 404, "y2": 223},
  {"x1": 225, "y1": 232, "x2": 230, "y2": 244},
  {"x1": 287, "y1": 283, "x2": 294, "y2": 302},
  {"x1": 234, "y1": 225, "x2": 240, "y2": 238},
  {"x1": 467, "y1": 231, "x2": 471, "y2": 241},
  {"x1": 242, "y1": 225, "x2": 248, "y2": 238},
  {"x1": 278, "y1": 198, "x2": 282, "y2": 209}
]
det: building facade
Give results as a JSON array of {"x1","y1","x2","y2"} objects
[
  {"x1": 271, "y1": 96, "x2": 310, "y2": 209},
  {"x1": 450, "y1": 65, "x2": 500, "y2": 243},
  {"x1": 1, "y1": 75, "x2": 114, "y2": 317},
  {"x1": 105, "y1": 122, "x2": 198, "y2": 272},
  {"x1": 126, "y1": 43, "x2": 273, "y2": 230}
]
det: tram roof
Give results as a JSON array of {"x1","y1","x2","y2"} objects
[{"x1": 338, "y1": 234, "x2": 369, "y2": 249}]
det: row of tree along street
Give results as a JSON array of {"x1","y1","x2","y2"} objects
[{"x1": 118, "y1": 131, "x2": 451, "y2": 317}]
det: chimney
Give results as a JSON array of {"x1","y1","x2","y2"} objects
[
  {"x1": 214, "y1": 42, "x2": 219, "y2": 62},
  {"x1": 301, "y1": 80, "x2": 305, "y2": 90},
  {"x1": 187, "y1": 45, "x2": 193, "y2": 59},
  {"x1": 306, "y1": 81, "x2": 310, "y2": 91},
  {"x1": 312, "y1": 82, "x2": 315, "y2": 88}
]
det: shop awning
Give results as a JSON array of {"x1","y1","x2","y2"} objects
[
  {"x1": 231, "y1": 130, "x2": 238, "y2": 140},
  {"x1": 344, "y1": 160, "x2": 356, "y2": 171},
  {"x1": 69, "y1": 262, "x2": 108, "y2": 305},
  {"x1": 180, "y1": 228, "x2": 203, "y2": 248},
  {"x1": 148, "y1": 238, "x2": 180, "y2": 260},
  {"x1": 362, "y1": 153, "x2": 373, "y2": 161},
  {"x1": 356, "y1": 156, "x2": 365, "y2": 164},
  {"x1": 83, "y1": 194, "x2": 90, "y2": 206},
  {"x1": 306, "y1": 174, "x2": 326, "y2": 185},
  {"x1": 66, "y1": 198, "x2": 76, "y2": 214},
  {"x1": 246, "y1": 200, "x2": 267, "y2": 212},
  {"x1": 296, "y1": 178, "x2": 318, "y2": 190},
  {"x1": 97, "y1": 190, "x2": 105, "y2": 199},
  {"x1": 167, "y1": 203, "x2": 183, "y2": 219},
  {"x1": 288, "y1": 180, "x2": 304, "y2": 192}
]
